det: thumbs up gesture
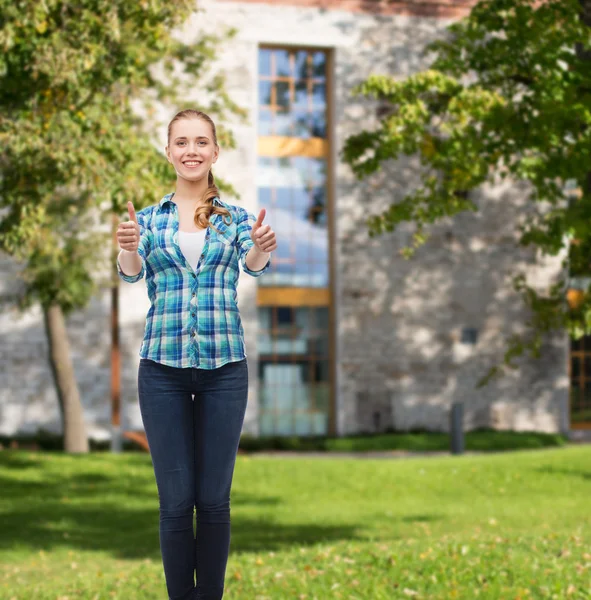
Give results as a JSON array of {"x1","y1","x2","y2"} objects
[
  {"x1": 117, "y1": 201, "x2": 141, "y2": 253},
  {"x1": 250, "y1": 208, "x2": 277, "y2": 253}
]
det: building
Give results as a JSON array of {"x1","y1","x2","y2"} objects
[{"x1": 1, "y1": 0, "x2": 586, "y2": 443}]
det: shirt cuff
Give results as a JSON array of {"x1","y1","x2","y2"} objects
[
  {"x1": 117, "y1": 257, "x2": 145, "y2": 283},
  {"x1": 241, "y1": 241, "x2": 271, "y2": 277}
]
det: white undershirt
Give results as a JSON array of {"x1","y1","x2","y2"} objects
[{"x1": 178, "y1": 229, "x2": 207, "y2": 271}]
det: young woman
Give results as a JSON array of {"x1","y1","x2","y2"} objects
[{"x1": 116, "y1": 109, "x2": 276, "y2": 600}]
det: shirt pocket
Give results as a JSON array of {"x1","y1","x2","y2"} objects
[
  {"x1": 210, "y1": 221, "x2": 237, "y2": 246},
  {"x1": 152, "y1": 217, "x2": 177, "y2": 255}
]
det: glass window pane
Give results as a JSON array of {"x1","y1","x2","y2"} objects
[
  {"x1": 294, "y1": 380, "x2": 310, "y2": 408},
  {"x1": 260, "y1": 385, "x2": 274, "y2": 410},
  {"x1": 315, "y1": 360, "x2": 330, "y2": 382},
  {"x1": 571, "y1": 356, "x2": 580, "y2": 379},
  {"x1": 258, "y1": 307, "x2": 272, "y2": 330},
  {"x1": 277, "y1": 306, "x2": 293, "y2": 326},
  {"x1": 259, "y1": 49, "x2": 272, "y2": 76},
  {"x1": 276, "y1": 413, "x2": 294, "y2": 435},
  {"x1": 309, "y1": 321, "x2": 329, "y2": 355},
  {"x1": 275, "y1": 81, "x2": 290, "y2": 109},
  {"x1": 274, "y1": 49, "x2": 291, "y2": 77},
  {"x1": 316, "y1": 308, "x2": 329, "y2": 331},
  {"x1": 310, "y1": 186, "x2": 325, "y2": 220},
  {"x1": 313, "y1": 383, "x2": 330, "y2": 412},
  {"x1": 570, "y1": 384, "x2": 581, "y2": 422},
  {"x1": 311, "y1": 235, "x2": 328, "y2": 268},
  {"x1": 294, "y1": 80, "x2": 308, "y2": 108},
  {"x1": 274, "y1": 187, "x2": 291, "y2": 210},
  {"x1": 259, "y1": 80, "x2": 272, "y2": 106},
  {"x1": 293, "y1": 111, "x2": 310, "y2": 138},
  {"x1": 259, "y1": 412, "x2": 273, "y2": 436},
  {"x1": 312, "y1": 51, "x2": 326, "y2": 79},
  {"x1": 274, "y1": 269, "x2": 294, "y2": 286},
  {"x1": 309, "y1": 158, "x2": 324, "y2": 184},
  {"x1": 291, "y1": 188, "x2": 310, "y2": 214},
  {"x1": 272, "y1": 158, "x2": 302, "y2": 189},
  {"x1": 273, "y1": 390, "x2": 293, "y2": 412},
  {"x1": 275, "y1": 336, "x2": 295, "y2": 355},
  {"x1": 292, "y1": 156, "x2": 312, "y2": 186},
  {"x1": 312, "y1": 83, "x2": 326, "y2": 107},
  {"x1": 295, "y1": 50, "x2": 308, "y2": 79},
  {"x1": 310, "y1": 260, "x2": 328, "y2": 287},
  {"x1": 295, "y1": 307, "x2": 312, "y2": 334},
  {"x1": 258, "y1": 333, "x2": 273, "y2": 354},
  {"x1": 294, "y1": 414, "x2": 311, "y2": 435},
  {"x1": 275, "y1": 237, "x2": 291, "y2": 261},
  {"x1": 311, "y1": 110, "x2": 326, "y2": 138},
  {"x1": 258, "y1": 186, "x2": 272, "y2": 210},
  {"x1": 258, "y1": 108, "x2": 272, "y2": 135},
  {"x1": 275, "y1": 109, "x2": 292, "y2": 136},
  {"x1": 274, "y1": 219, "x2": 292, "y2": 242}
]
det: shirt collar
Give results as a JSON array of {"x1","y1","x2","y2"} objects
[{"x1": 158, "y1": 193, "x2": 225, "y2": 211}]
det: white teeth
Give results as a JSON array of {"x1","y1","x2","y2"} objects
[{"x1": 184, "y1": 161, "x2": 202, "y2": 166}]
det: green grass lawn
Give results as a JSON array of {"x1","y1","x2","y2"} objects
[{"x1": 0, "y1": 445, "x2": 590, "y2": 599}]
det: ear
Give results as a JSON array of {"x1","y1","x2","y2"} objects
[
  {"x1": 165, "y1": 146, "x2": 171, "y2": 163},
  {"x1": 212, "y1": 144, "x2": 219, "y2": 164}
]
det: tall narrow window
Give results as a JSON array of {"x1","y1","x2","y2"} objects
[
  {"x1": 567, "y1": 182, "x2": 591, "y2": 429},
  {"x1": 256, "y1": 47, "x2": 333, "y2": 436},
  {"x1": 569, "y1": 335, "x2": 591, "y2": 428}
]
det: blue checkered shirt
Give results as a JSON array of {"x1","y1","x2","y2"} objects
[{"x1": 117, "y1": 193, "x2": 271, "y2": 369}]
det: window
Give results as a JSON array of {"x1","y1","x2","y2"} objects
[
  {"x1": 570, "y1": 335, "x2": 591, "y2": 427},
  {"x1": 256, "y1": 46, "x2": 333, "y2": 436}
]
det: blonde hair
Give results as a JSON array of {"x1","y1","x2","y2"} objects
[{"x1": 167, "y1": 109, "x2": 233, "y2": 233}]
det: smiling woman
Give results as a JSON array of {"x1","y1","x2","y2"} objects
[
  {"x1": 165, "y1": 112, "x2": 224, "y2": 228},
  {"x1": 114, "y1": 108, "x2": 275, "y2": 600}
]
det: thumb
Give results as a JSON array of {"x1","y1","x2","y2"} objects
[
  {"x1": 127, "y1": 201, "x2": 137, "y2": 224},
  {"x1": 254, "y1": 208, "x2": 266, "y2": 228}
]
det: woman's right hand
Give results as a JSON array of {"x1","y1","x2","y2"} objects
[{"x1": 117, "y1": 201, "x2": 141, "y2": 253}]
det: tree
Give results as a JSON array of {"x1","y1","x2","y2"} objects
[
  {"x1": 0, "y1": 1, "x2": 245, "y2": 452},
  {"x1": 342, "y1": 0, "x2": 591, "y2": 388}
]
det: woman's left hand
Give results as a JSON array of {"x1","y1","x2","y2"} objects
[{"x1": 251, "y1": 208, "x2": 277, "y2": 253}]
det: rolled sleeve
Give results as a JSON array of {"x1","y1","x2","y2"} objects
[
  {"x1": 235, "y1": 207, "x2": 271, "y2": 277},
  {"x1": 117, "y1": 208, "x2": 152, "y2": 284}
]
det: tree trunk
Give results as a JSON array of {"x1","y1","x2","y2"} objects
[{"x1": 43, "y1": 303, "x2": 89, "y2": 453}]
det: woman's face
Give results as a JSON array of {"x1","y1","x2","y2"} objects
[{"x1": 166, "y1": 118, "x2": 219, "y2": 182}]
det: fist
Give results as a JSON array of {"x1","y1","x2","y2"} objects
[
  {"x1": 117, "y1": 201, "x2": 140, "y2": 253},
  {"x1": 251, "y1": 208, "x2": 277, "y2": 253}
]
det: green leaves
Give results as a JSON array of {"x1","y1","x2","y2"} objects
[
  {"x1": 0, "y1": 0, "x2": 244, "y2": 314},
  {"x1": 342, "y1": 0, "x2": 591, "y2": 384}
]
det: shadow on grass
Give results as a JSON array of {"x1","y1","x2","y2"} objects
[
  {"x1": 0, "y1": 451, "x2": 424, "y2": 558},
  {"x1": 535, "y1": 466, "x2": 591, "y2": 481},
  {"x1": 400, "y1": 514, "x2": 440, "y2": 523},
  {"x1": 0, "y1": 452, "x2": 44, "y2": 470}
]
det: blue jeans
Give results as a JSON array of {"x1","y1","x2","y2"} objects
[{"x1": 138, "y1": 357, "x2": 249, "y2": 600}]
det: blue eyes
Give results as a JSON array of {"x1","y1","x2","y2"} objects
[{"x1": 177, "y1": 141, "x2": 206, "y2": 146}]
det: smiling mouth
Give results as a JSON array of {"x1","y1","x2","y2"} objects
[{"x1": 183, "y1": 161, "x2": 203, "y2": 167}]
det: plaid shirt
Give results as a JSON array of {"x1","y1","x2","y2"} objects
[{"x1": 117, "y1": 193, "x2": 271, "y2": 369}]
